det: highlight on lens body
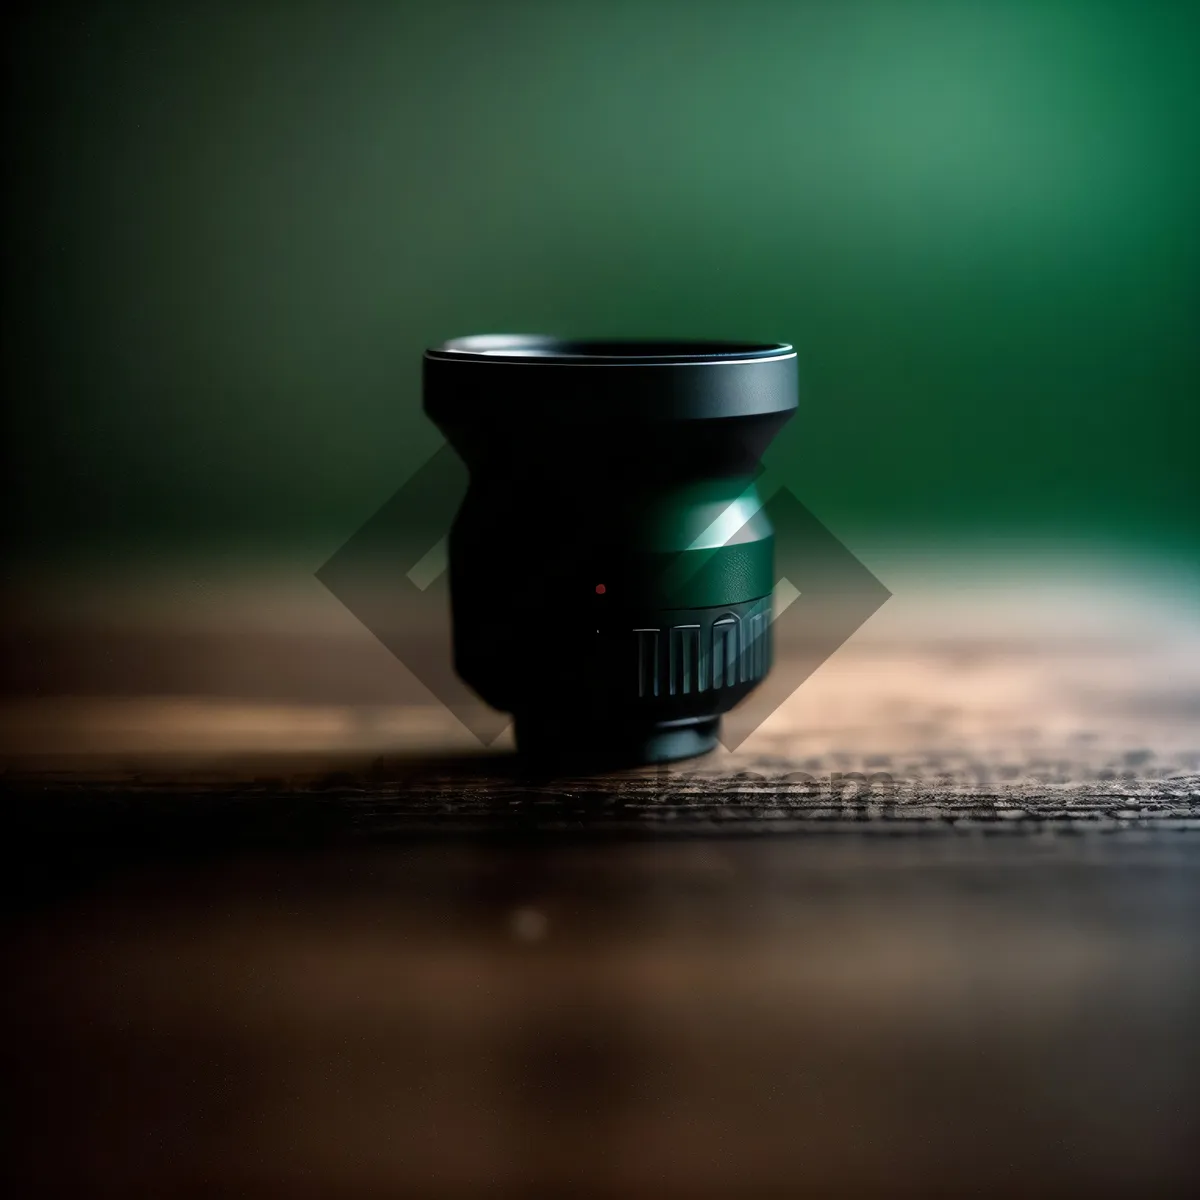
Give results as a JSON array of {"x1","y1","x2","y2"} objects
[{"x1": 423, "y1": 336, "x2": 799, "y2": 765}]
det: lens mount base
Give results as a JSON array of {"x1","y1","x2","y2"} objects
[{"x1": 513, "y1": 714, "x2": 719, "y2": 767}]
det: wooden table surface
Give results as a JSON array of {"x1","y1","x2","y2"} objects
[{"x1": 4, "y1": 564, "x2": 1199, "y2": 1197}]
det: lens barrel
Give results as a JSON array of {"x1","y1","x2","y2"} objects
[{"x1": 423, "y1": 336, "x2": 798, "y2": 765}]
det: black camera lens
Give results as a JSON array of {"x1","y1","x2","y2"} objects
[{"x1": 423, "y1": 335, "x2": 798, "y2": 765}]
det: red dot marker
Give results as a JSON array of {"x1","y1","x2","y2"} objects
[{"x1": 595, "y1": 583, "x2": 606, "y2": 595}]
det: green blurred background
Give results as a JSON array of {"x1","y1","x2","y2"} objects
[{"x1": 3, "y1": 0, "x2": 1197, "y2": 570}]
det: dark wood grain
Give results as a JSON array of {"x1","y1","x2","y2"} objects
[{"x1": 3, "y1": 569, "x2": 1199, "y2": 1196}]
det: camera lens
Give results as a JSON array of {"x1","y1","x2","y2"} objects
[{"x1": 423, "y1": 335, "x2": 798, "y2": 765}]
